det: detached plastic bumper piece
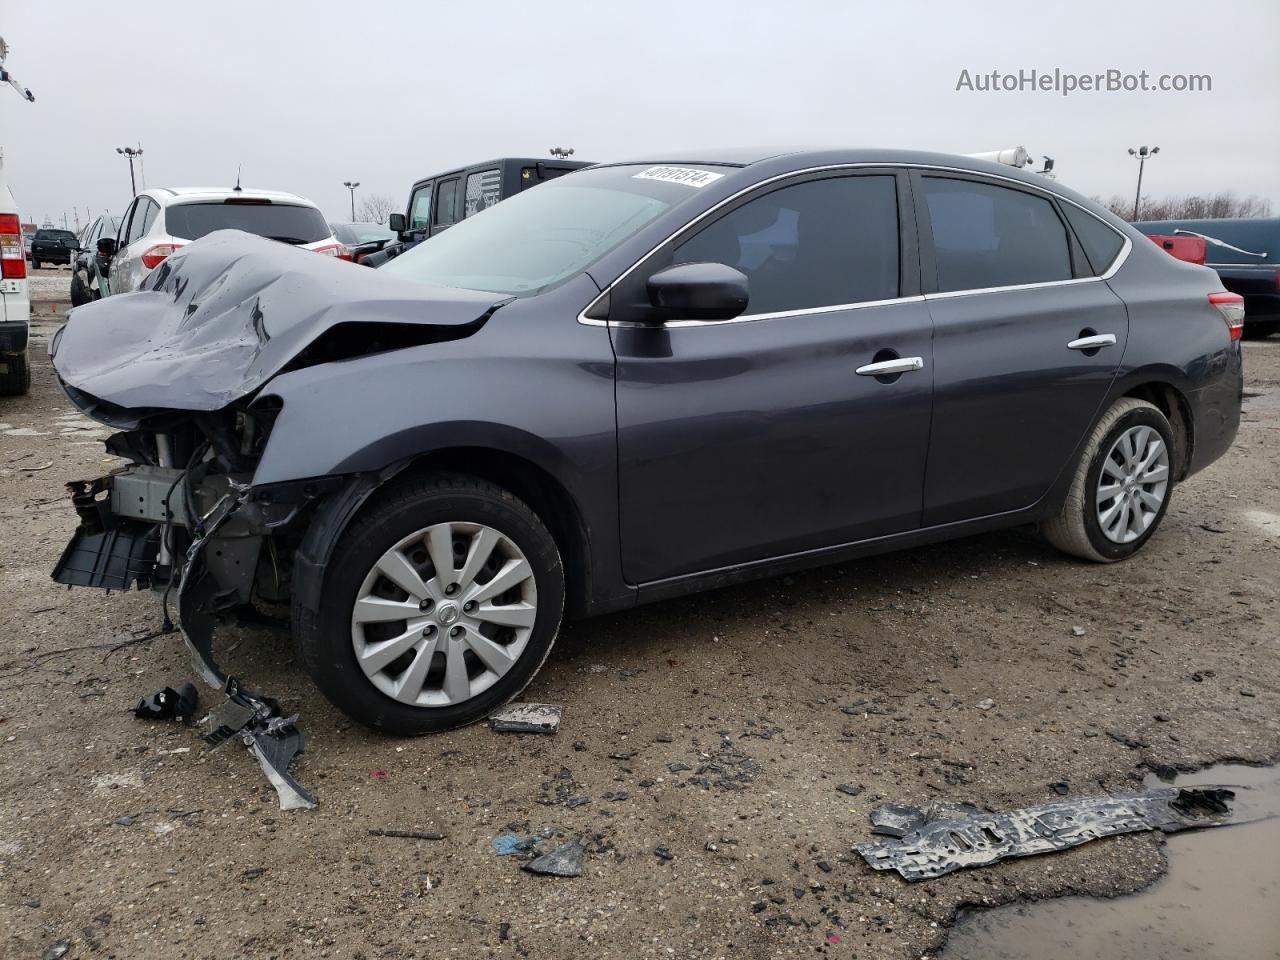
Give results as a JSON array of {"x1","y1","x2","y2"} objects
[{"x1": 52, "y1": 525, "x2": 158, "y2": 590}]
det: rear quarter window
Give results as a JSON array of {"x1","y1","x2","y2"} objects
[{"x1": 1062, "y1": 204, "x2": 1126, "y2": 275}]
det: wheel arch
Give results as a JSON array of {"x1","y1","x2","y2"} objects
[
  {"x1": 287, "y1": 438, "x2": 597, "y2": 622},
  {"x1": 389, "y1": 447, "x2": 594, "y2": 618},
  {"x1": 1118, "y1": 378, "x2": 1194, "y2": 480}
]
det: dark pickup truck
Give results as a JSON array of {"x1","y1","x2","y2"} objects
[
  {"x1": 29, "y1": 227, "x2": 78, "y2": 268},
  {"x1": 1135, "y1": 217, "x2": 1280, "y2": 337},
  {"x1": 362, "y1": 157, "x2": 591, "y2": 267}
]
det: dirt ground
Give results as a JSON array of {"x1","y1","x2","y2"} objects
[{"x1": 2, "y1": 275, "x2": 1278, "y2": 959}]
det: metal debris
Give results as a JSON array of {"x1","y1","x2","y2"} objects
[
  {"x1": 855, "y1": 786, "x2": 1240, "y2": 881},
  {"x1": 203, "y1": 679, "x2": 315, "y2": 811},
  {"x1": 490, "y1": 702, "x2": 562, "y2": 734},
  {"x1": 133, "y1": 683, "x2": 199, "y2": 723},
  {"x1": 522, "y1": 839, "x2": 585, "y2": 877}
]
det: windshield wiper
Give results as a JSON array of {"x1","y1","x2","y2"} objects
[{"x1": 268, "y1": 236, "x2": 308, "y2": 245}]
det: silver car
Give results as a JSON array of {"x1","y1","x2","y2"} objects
[{"x1": 101, "y1": 187, "x2": 343, "y2": 296}]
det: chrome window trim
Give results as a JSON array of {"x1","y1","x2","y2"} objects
[{"x1": 576, "y1": 161, "x2": 1133, "y2": 328}]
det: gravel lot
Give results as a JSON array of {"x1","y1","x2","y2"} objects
[{"x1": 1, "y1": 299, "x2": 1277, "y2": 959}]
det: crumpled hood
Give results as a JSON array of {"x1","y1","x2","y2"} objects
[{"x1": 51, "y1": 230, "x2": 506, "y2": 412}]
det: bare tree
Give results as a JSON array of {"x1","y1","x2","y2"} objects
[
  {"x1": 1094, "y1": 192, "x2": 1273, "y2": 223},
  {"x1": 355, "y1": 193, "x2": 397, "y2": 225}
]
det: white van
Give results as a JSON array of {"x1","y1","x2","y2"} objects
[{"x1": 0, "y1": 151, "x2": 31, "y2": 395}]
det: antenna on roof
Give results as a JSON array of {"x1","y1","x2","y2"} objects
[{"x1": 233, "y1": 164, "x2": 243, "y2": 192}]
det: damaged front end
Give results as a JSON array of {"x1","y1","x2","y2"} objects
[
  {"x1": 47, "y1": 230, "x2": 509, "y2": 808},
  {"x1": 52, "y1": 401, "x2": 325, "y2": 808}
]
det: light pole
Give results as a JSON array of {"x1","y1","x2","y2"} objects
[
  {"x1": 343, "y1": 181, "x2": 360, "y2": 220},
  {"x1": 117, "y1": 146, "x2": 143, "y2": 197},
  {"x1": 1127, "y1": 145, "x2": 1159, "y2": 221},
  {"x1": 549, "y1": 146, "x2": 575, "y2": 159}
]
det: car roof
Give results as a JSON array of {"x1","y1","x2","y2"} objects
[
  {"x1": 410, "y1": 157, "x2": 592, "y2": 187},
  {"x1": 144, "y1": 187, "x2": 319, "y2": 207}
]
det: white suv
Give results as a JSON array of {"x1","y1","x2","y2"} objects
[{"x1": 102, "y1": 187, "x2": 344, "y2": 296}]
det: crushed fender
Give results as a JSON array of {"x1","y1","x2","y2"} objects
[
  {"x1": 855, "y1": 786, "x2": 1241, "y2": 881},
  {"x1": 203, "y1": 678, "x2": 316, "y2": 811}
]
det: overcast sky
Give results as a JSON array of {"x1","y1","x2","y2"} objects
[{"x1": 3, "y1": 0, "x2": 1278, "y2": 228}]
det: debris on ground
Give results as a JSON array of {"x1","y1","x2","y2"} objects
[
  {"x1": 132, "y1": 683, "x2": 199, "y2": 723},
  {"x1": 855, "y1": 786, "x2": 1241, "y2": 881},
  {"x1": 869, "y1": 802, "x2": 927, "y2": 837},
  {"x1": 202, "y1": 679, "x2": 315, "y2": 811},
  {"x1": 491, "y1": 833, "x2": 541, "y2": 856},
  {"x1": 836, "y1": 783, "x2": 864, "y2": 797},
  {"x1": 975, "y1": 697, "x2": 996, "y2": 710},
  {"x1": 522, "y1": 839, "x2": 585, "y2": 877},
  {"x1": 368, "y1": 828, "x2": 446, "y2": 841},
  {"x1": 490, "y1": 702, "x2": 562, "y2": 734}
]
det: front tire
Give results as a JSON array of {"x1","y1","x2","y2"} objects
[
  {"x1": 1042, "y1": 398, "x2": 1174, "y2": 562},
  {"x1": 295, "y1": 474, "x2": 565, "y2": 735}
]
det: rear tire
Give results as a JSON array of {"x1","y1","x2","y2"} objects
[
  {"x1": 30, "y1": 257, "x2": 40, "y2": 270},
  {"x1": 0, "y1": 351, "x2": 31, "y2": 396},
  {"x1": 294, "y1": 473, "x2": 565, "y2": 735},
  {"x1": 70, "y1": 270, "x2": 89, "y2": 307},
  {"x1": 1042, "y1": 398, "x2": 1174, "y2": 562}
]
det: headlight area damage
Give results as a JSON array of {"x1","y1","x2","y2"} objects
[{"x1": 47, "y1": 230, "x2": 510, "y2": 809}]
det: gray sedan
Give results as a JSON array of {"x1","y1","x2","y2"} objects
[{"x1": 51, "y1": 148, "x2": 1243, "y2": 734}]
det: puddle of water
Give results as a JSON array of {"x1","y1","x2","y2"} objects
[{"x1": 943, "y1": 764, "x2": 1280, "y2": 960}]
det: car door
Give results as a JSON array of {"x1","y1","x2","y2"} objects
[
  {"x1": 111, "y1": 197, "x2": 157, "y2": 294},
  {"x1": 431, "y1": 177, "x2": 461, "y2": 234},
  {"x1": 108, "y1": 199, "x2": 140, "y2": 295},
  {"x1": 914, "y1": 172, "x2": 1129, "y2": 526},
  {"x1": 611, "y1": 170, "x2": 935, "y2": 584}
]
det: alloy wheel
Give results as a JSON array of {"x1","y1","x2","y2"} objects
[
  {"x1": 1095, "y1": 424, "x2": 1170, "y2": 544},
  {"x1": 350, "y1": 521, "x2": 538, "y2": 707}
]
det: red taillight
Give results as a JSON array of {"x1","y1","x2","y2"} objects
[
  {"x1": 1209, "y1": 292, "x2": 1245, "y2": 341},
  {"x1": 311, "y1": 243, "x2": 345, "y2": 258},
  {"x1": 0, "y1": 213, "x2": 26, "y2": 280},
  {"x1": 140, "y1": 243, "x2": 183, "y2": 270}
]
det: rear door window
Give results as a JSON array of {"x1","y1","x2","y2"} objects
[
  {"x1": 125, "y1": 200, "x2": 150, "y2": 246},
  {"x1": 434, "y1": 179, "x2": 460, "y2": 227},
  {"x1": 671, "y1": 174, "x2": 900, "y2": 314},
  {"x1": 464, "y1": 169, "x2": 502, "y2": 218},
  {"x1": 408, "y1": 183, "x2": 433, "y2": 230},
  {"x1": 163, "y1": 202, "x2": 331, "y2": 243},
  {"x1": 1061, "y1": 203, "x2": 1126, "y2": 275},
  {"x1": 923, "y1": 177, "x2": 1072, "y2": 292}
]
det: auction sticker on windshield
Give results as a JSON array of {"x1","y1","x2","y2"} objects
[{"x1": 632, "y1": 166, "x2": 726, "y2": 188}]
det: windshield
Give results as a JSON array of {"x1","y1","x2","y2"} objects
[
  {"x1": 332, "y1": 222, "x2": 395, "y2": 245},
  {"x1": 165, "y1": 201, "x2": 331, "y2": 244},
  {"x1": 380, "y1": 164, "x2": 727, "y2": 295}
]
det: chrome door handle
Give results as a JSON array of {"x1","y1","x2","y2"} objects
[
  {"x1": 856, "y1": 356, "x2": 925, "y2": 377},
  {"x1": 1067, "y1": 334, "x2": 1117, "y2": 351}
]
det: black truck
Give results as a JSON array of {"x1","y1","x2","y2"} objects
[
  {"x1": 1135, "y1": 217, "x2": 1280, "y2": 338},
  {"x1": 29, "y1": 226, "x2": 78, "y2": 268},
  {"x1": 362, "y1": 157, "x2": 591, "y2": 267}
]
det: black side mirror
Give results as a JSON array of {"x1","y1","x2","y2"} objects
[
  {"x1": 97, "y1": 237, "x2": 117, "y2": 257},
  {"x1": 646, "y1": 262, "x2": 749, "y2": 321},
  {"x1": 388, "y1": 212, "x2": 407, "y2": 233}
]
